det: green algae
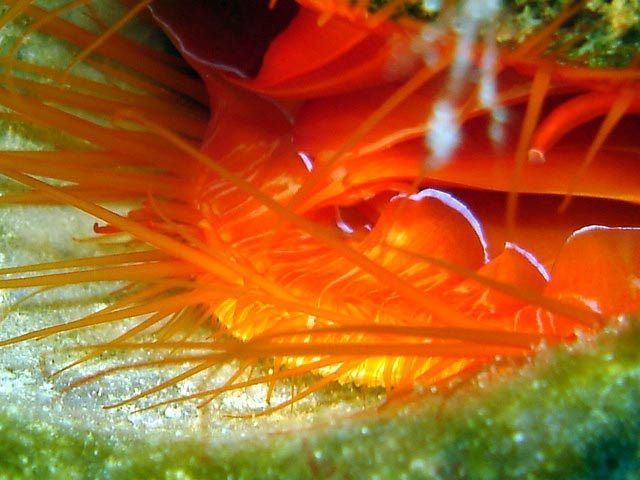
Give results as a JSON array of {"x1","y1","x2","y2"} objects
[
  {"x1": 368, "y1": 0, "x2": 640, "y2": 68},
  {"x1": 0, "y1": 1, "x2": 639, "y2": 479},
  {"x1": 503, "y1": 0, "x2": 640, "y2": 68},
  {"x1": 0, "y1": 319, "x2": 639, "y2": 479}
]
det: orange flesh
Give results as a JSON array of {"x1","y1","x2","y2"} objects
[{"x1": 0, "y1": 0, "x2": 638, "y2": 411}]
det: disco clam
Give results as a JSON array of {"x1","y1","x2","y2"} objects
[{"x1": 0, "y1": 0, "x2": 638, "y2": 478}]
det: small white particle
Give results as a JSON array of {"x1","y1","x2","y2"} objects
[{"x1": 425, "y1": 100, "x2": 460, "y2": 168}]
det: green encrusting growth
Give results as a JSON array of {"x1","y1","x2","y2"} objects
[
  {"x1": 0, "y1": 318, "x2": 639, "y2": 479},
  {"x1": 372, "y1": 0, "x2": 640, "y2": 68},
  {"x1": 503, "y1": 0, "x2": 640, "y2": 67}
]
